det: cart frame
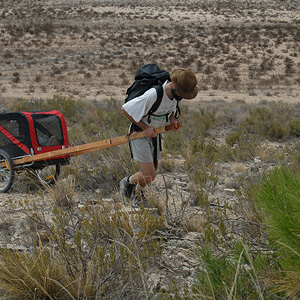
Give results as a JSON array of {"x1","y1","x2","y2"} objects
[{"x1": 0, "y1": 120, "x2": 179, "y2": 192}]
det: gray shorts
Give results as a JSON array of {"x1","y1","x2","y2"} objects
[{"x1": 129, "y1": 136, "x2": 161, "y2": 163}]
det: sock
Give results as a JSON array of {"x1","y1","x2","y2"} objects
[{"x1": 127, "y1": 175, "x2": 135, "y2": 185}]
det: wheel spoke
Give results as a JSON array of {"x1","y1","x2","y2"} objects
[{"x1": 0, "y1": 150, "x2": 14, "y2": 193}]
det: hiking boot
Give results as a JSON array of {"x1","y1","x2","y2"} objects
[{"x1": 119, "y1": 176, "x2": 136, "y2": 201}]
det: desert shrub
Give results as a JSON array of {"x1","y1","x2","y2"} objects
[
  {"x1": 0, "y1": 181, "x2": 164, "y2": 299},
  {"x1": 287, "y1": 119, "x2": 300, "y2": 137},
  {"x1": 189, "y1": 243, "x2": 281, "y2": 300},
  {"x1": 189, "y1": 168, "x2": 218, "y2": 207},
  {"x1": 61, "y1": 98, "x2": 135, "y2": 192},
  {"x1": 165, "y1": 167, "x2": 300, "y2": 299},
  {"x1": 255, "y1": 166, "x2": 300, "y2": 298},
  {"x1": 165, "y1": 242, "x2": 282, "y2": 300},
  {"x1": 183, "y1": 138, "x2": 219, "y2": 207},
  {"x1": 3, "y1": 50, "x2": 14, "y2": 59},
  {"x1": 223, "y1": 132, "x2": 259, "y2": 162},
  {"x1": 260, "y1": 57, "x2": 274, "y2": 73},
  {"x1": 226, "y1": 101, "x2": 300, "y2": 144},
  {"x1": 163, "y1": 130, "x2": 185, "y2": 155},
  {"x1": 5, "y1": 21, "x2": 55, "y2": 37},
  {"x1": 160, "y1": 149, "x2": 176, "y2": 172},
  {"x1": 189, "y1": 134, "x2": 218, "y2": 162},
  {"x1": 61, "y1": 144, "x2": 137, "y2": 194},
  {"x1": 240, "y1": 107, "x2": 281, "y2": 137},
  {"x1": 285, "y1": 57, "x2": 295, "y2": 76},
  {"x1": 163, "y1": 106, "x2": 216, "y2": 156},
  {"x1": 13, "y1": 94, "x2": 84, "y2": 122},
  {"x1": 95, "y1": 98, "x2": 130, "y2": 135}
]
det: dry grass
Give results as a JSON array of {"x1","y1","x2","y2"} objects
[{"x1": 0, "y1": 1, "x2": 300, "y2": 298}]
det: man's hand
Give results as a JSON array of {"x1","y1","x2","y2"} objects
[
  {"x1": 144, "y1": 126, "x2": 157, "y2": 137},
  {"x1": 169, "y1": 115, "x2": 180, "y2": 132}
]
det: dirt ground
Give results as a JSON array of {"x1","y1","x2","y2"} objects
[
  {"x1": 0, "y1": 0, "x2": 300, "y2": 106},
  {"x1": 0, "y1": 1, "x2": 300, "y2": 295}
]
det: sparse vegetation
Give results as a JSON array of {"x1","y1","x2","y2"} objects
[
  {"x1": 0, "y1": 178, "x2": 164, "y2": 299},
  {"x1": 0, "y1": 1, "x2": 300, "y2": 100},
  {"x1": 3, "y1": 95, "x2": 299, "y2": 299},
  {"x1": 0, "y1": 0, "x2": 300, "y2": 299}
]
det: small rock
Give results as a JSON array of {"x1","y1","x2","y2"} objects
[
  {"x1": 224, "y1": 188, "x2": 236, "y2": 194},
  {"x1": 254, "y1": 156, "x2": 262, "y2": 163}
]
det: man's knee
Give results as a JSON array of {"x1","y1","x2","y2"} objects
[
  {"x1": 139, "y1": 161, "x2": 157, "y2": 186},
  {"x1": 143, "y1": 172, "x2": 156, "y2": 184}
]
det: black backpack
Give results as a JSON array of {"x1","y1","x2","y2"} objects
[{"x1": 125, "y1": 64, "x2": 171, "y2": 128}]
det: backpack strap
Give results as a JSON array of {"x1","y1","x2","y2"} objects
[
  {"x1": 148, "y1": 84, "x2": 163, "y2": 116},
  {"x1": 145, "y1": 84, "x2": 165, "y2": 123},
  {"x1": 174, "y1": 101, "x2": 181, "y2": 119}
]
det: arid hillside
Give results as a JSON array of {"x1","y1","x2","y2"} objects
[{"x1": 0, "y1": 0, "x2": 300, "y2": 105}]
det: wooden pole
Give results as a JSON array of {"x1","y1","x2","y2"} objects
[{"x1": 12, "y1": 123, "x2": 181, "y2": 166}]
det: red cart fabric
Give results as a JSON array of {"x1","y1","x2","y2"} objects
[{"x1": 0, "y1": 110, "x2": 70, "y2": 163}]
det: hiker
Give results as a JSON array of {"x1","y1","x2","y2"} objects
[{"x1": 120, "y1": 67, "x2": 198, "y2": 202}]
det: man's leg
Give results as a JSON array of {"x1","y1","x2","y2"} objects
[
  {"x1": 120, "y1": 136, "x2": 159, "y2": 200},
  {"x1": 119, "y1": 161, "x2": 158, "y2": 200},
  {"x1": 129, "y1": 161, "x2": 158, "y2": 188}
]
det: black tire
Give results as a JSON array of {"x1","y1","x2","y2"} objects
[
  {"x1": 0, "y1": 149, "x2": 14, "y2": 193},
  {"x1": 35, "y1": 163, "x2": 60, "y2": 185}
]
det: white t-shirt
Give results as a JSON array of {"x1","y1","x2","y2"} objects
[{"x1": 122, "y1": 81, "x2": 177, "y2": 128}]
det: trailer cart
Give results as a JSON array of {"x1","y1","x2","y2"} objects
[{"x1": 0, "y1": 110, "x2": 178, "y2": 192}]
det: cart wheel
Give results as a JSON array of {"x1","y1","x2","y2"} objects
[
  {"x1": 35, "y1": 163, "x2": 60, "y2": 185},
  {"x1": 0, "y1": 149, "x2": 14, "y2": 193}
]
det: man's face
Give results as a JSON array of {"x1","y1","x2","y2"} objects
[{"x1": 171, "y1": 83, "x2": 183, "y2": 101}]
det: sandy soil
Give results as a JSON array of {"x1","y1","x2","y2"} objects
[
  {"x1": 0, "y1": 0, "x2": 299, "y2": 105},
  {"x1": 0, "y1": 2, "x2": 299, "y2": 295}
]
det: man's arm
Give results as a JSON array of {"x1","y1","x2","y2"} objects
[{"x1": 121, "y1": 107, "x2": 157, "y2": 137}]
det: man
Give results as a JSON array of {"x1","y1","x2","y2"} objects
[{"x1": 120, "y1": 68, "x2": 198, "y2": 203}]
